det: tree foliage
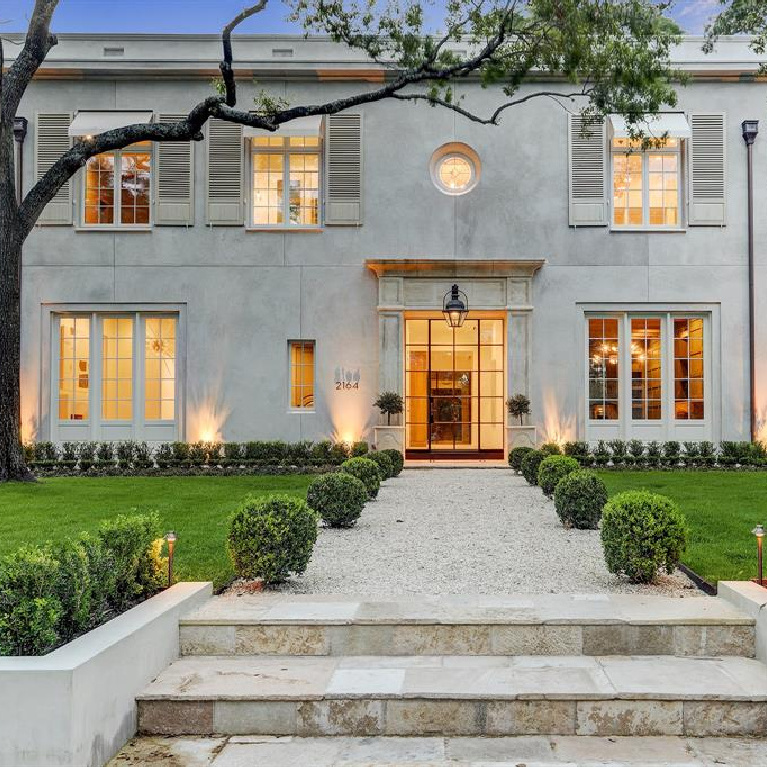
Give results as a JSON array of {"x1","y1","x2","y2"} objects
[{"x1": 706, "y1": 0, "x2": 767, "y2": 67}]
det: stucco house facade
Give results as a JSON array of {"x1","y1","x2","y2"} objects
[{"x1": 9, "y1": 33, "x2": 767, "y2": 461}]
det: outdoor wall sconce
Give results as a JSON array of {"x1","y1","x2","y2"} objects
[
  {"x1": 442, "y1": 284, "x2": 469, "y2": 328},
  {"x1": 753, "y1": 524, "x2": 764, "y2": 586},
  {"x1": 165, "y1": 531, "x2": 177, "y2": 588}
]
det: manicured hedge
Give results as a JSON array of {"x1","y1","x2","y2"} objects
[
  {"x1": 538, "y1": 455, "x2": 580, "y2": 497},
  {"x1": 307, "y1": 473, "x2": 368, "y2": 528},
  {"x1": 0, "y1": 512, "x2": 166, "y2": 656},
  {"x1": 341, "y1": 457, "x2": 382, "y2": 499},
  {"x1": 553, "y1": 470, "x2": 607, "y2": 529}
]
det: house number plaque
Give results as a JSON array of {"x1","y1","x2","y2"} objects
[{"x1": 335, "y1": 366, "x2": 361, "y2": 391}]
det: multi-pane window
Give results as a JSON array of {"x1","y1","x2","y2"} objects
[
  {"x1": 58, "y1": 317, "x2": 90, "y2": 421},
  {"x1": 289, "y1": 341, "x2": 315, "y2": 409},
  {"x1": 674, "y1": 318, "x2": 705, "y2": 420},
  {"x1": 145, "y1": 318, "x2": 176, "y2": 421},
  {"x1": 252, "y1": 136, "x2": 320, "y2": 227},
  {"x1": 102, "y1": 317, "x2": 134, "y2": 421},
  {"x1": 631, "y1": 318, "x2": 662, "y2": 420},
  {"x1": 56, "y1": 313, "x2": 178, "y2": 428},
  {"x1": 587, "y1": 313, "x2": 707, "y2": 424},
  {"x1": 612, "y1": 138, "x2": 680, "y2": 228},
  {"x1": 588, "y1": 318, "x2": 619, "y2": 420},
  {"x1": 84, "y1": 143, "x2": 151, "y2": 226}
]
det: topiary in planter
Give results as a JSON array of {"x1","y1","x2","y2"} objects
[
  {"x1": 538, "y1": 455, "x2": 580, "y2": 497},
  {"x1": 382, "y1": 449, "x2": 404, "y2": 476},
  {"x1": 509, "y1": 446, "x2": 534, "y2": 473},
  {"x1": 228, "y1": 495, "x2": 318, "y2": 584},
  {"x1": 307, "y1": 473, "x2": 368, "y2": 528},
  {"x1": 368, "y1": 451, "x2": 394, "y2": 480},
  {"x1": 553, "y1": 470, "x2": 608, "y2": 529},
  {"x1": 341, "y1": 457, "x2": 382, "y2": 499},
  {"x1": 521, "y1": 450, "x2": 545, "y2": 485},
  {"x1": 601, "y1": 491, "x2": 687, "y2": 584}
]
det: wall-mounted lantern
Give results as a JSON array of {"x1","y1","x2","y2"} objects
[{"x1": 442, "y1": 284, "x2": 469, "y2": 328}]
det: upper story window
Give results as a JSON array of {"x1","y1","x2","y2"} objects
[
  {"x1": 612, "y1": 138, "x2": 680, "y2": 229},
  {"x1": 430, "y1": 142, "x2": 480, "y2": 196},
  {"x1": 83, "y1": 142, "x2": 152, "y2": 227},
  {"x1": 251, "y1": 136, "x2": 320, "y2": 227}
]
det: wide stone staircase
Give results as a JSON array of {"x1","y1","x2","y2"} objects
[{"x1": 135, "y1": 591, "x2": 767, "y2": 742}]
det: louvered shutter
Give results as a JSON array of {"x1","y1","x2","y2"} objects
[
  {"x1": 206, "y1": 119, "x2": 243, "y2": 225},
  {"x1": 35, "y1": 113, "x2": 72, "y2": 224},
  {"x1": 688, "y1": 113, "x2": 726, "y2": 226},
  {"x1": 325, "y1": 113, "x2": 362, "y2": 226},
  {"x1": 155, "y1": 113, "x2": 195, "y2": 226},
  {"x1": 568, "y1": 114, "x2": 607, "y2": 226}
]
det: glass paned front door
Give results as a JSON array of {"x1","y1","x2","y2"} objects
[{"x1": 406, "y1": 316, "x2": 505, "y2": 455}]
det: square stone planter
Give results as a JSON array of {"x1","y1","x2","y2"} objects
[
  {"x1": 508, "y1": 425, "x2": 537, "y2": 449},
  {"x1": 374, "y1": 425, "x2": 404, "y2": 452},
  {"x1": 0, "y1": 581, "x2": 212, "y2": 767}
]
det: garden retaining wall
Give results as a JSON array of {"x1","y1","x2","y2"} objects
[{"x1": 0, "y1": 581, "x2": 211, "y2": 767}]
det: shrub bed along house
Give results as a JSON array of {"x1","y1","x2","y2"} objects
[
  {"x1": 227, "y1": 495, "x2": 318, "y2": 584},
  {"x1": 600, "y1": 490, "x2": 688, "y2": 583},
  {"x1": 306, "y1": 473, "x2": 368, "y2": 528},
  {"x1": 538, "y1": 455, "x2": 580, "y2": 497},
  {"x1": 0, "y1": 512, "x2": 166, "y2": 656},
  {"x1": 553, "y1": 470, "x2": 608, "y2": 529}
]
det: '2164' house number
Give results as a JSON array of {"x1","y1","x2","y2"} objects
[{"x1": 335, "y1": 366, "x2": 361, "y2": 391}]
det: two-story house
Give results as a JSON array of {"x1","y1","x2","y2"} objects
[{"x1": 9, "y1": 33, "x2": 767, "y2": 461}]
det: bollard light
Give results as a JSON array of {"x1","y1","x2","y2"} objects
[
  {"x1": 164, "y1": 531, "x2": 177, "y2": 588},
  {"x1": 752, "y1": 525, "x2": 764, "y2": 586}
]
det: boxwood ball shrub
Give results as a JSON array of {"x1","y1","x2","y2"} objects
[
  {"x1": 228, "y1": 495, "x2": 318, "y2": 584},
  {"x1": 553, "y1": 470, "x2": 608, "y2": 529},
  {"x1": 381, "y1": 448, "x2": 404, "y2": 476},
  {"x1": 369, "y1": 451, "x2": 394, "y2": 480},
  {"x1": 601, "y1": 491, "x2": 688, "y2": 584},
  {"x1": 538, "y1": 455, "x2": 580, "y2": 497},
  {"x1": 509, "y1": 446, "x2": 534, "y2": 473},
  {"x1": 341, "y1": 457, "x2": 382, "y2": 499},
  {"x1": 521, "y1": 450, "x2": 545, "y2": 485},
  {"x1": 307, "y1": 473, "x2": 368, "y2": 528}
]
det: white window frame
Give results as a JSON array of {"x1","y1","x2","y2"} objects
[
  {"x1": 80, "y1": 144, "x2": 153, "y2": 229},
  {"x1": 585, "y1": 311, "x2": 711, "y2": 427},
  {"x1": 287, "y1": 339, "x2": 316, "y2": 413},
  {"x1": 48, "y1": 308, "x2": 183, "y2": 441},
  {"x1": 610, "y1": 139, "x2": 684, "y2": 231},
  {"x1": 248, "y1": 138, "x2": 323, "y2": 230}
]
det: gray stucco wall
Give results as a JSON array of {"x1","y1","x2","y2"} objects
[{"x1": 14, "y1": 39, "x2": 767, "y2": 447}]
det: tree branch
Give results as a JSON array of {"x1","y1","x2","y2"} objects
[{"x1": 220, "y1": 1, "x2": 269, "y2": 106}]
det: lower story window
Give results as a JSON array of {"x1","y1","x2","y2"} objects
[
  {"x1": 55, "y1": 312, "x2": 178, "y2": 436},
  {"x1": 289, "y1": 340, "x2": 315, "y2": 409},
  {"x1": 586, "y1": 312, "x2": 707, "y2": 424}
]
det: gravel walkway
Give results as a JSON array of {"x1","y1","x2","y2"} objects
[{"x1": 278, "y1": 468, "x2": 699, "y2": 597}]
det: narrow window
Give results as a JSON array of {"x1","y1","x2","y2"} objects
[
  {"x1": 252, "y1": 136, "x2": 320, "y2": 227},
  {"x1": 674, "y1": 318, "x2": 705, "y2": 420},
  {"x1": 588, "y1": 318, "x2": 619, "y2": 420},
  {"x1": 289, "y1": 341, "x2": 315, "y2": 409},
  {"x1": 84, "y1": 143, "x2": 151, "y2": 227},
  {"x1": 102, "y1": 317, "x2": 133, "y2": 421},
  {"x1": 145, "y1": 317, "x2": 177, "y2": 421},
  {"x1": 612, "y1": 138, "x2": 680, "y2": 228},
  {"x1": 59, "y1": 317, "x2": 90, "y2": 421},
  {"x1": 631, "y1": 318, "x2": 662, "y2": 420}
]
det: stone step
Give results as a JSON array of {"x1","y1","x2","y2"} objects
[
  {"x1": 136, "y1": 654, "x2": 767, "y2": 737},
  {"x1": 179, "y1": 593, "x2": 755, "y2": 657}
]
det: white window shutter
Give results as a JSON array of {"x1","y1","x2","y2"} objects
[
  {"x1": 206, "y1": 119, "x2": 243, "y2": 225},
  {"x1": 568, "y1": 114, "x2": 607, "y2": 227},
  {"x1": 155, "y1": 113, "x2": 195, "y2": 226},
  {"x1": 688, "y1": 113, "x2": 726, "y2": 226},
  {"x1": 325, "y1": 113, "x2": 362, "y2": 226},
  {"x1": 35, "y1": 113, "x2": 73, "y2": 225}
]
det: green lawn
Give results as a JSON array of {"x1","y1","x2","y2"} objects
[
  {"x1": 598, "y1": 471, "x2": 767, "y2": 585},
  {"x1": 0, "y1": 475, "x2": 313, "y2": 588}
]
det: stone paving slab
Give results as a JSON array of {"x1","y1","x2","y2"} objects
[
  {"x1": 183, "y1": 593, "x2": 746, "y2": 626},
  {"x1": 109, "y1": 735, "x2": 767, "y2": 766},
  {"x1": 137, "y1": 654, "x2": 767, "y2": 702}
]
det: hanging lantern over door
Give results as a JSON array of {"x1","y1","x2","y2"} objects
[{"x1": 442, "y1": 284, "x2": 469, "y2": 328}]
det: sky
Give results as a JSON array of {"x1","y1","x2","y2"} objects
[{"x1": 1, "y1": 0, "x2": 725, "y2": 36}]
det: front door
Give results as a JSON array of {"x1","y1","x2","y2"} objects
[{"x1": 405, "y1": 314, "x2": 506, "y2": 459}]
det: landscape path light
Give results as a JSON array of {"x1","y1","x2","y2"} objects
[
  {"x1": 752, "y1": 524, "x2": 764, "y2": 586},
  {"x1": 164, "y1": 531, "x2": 177, "y2": 588}
]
